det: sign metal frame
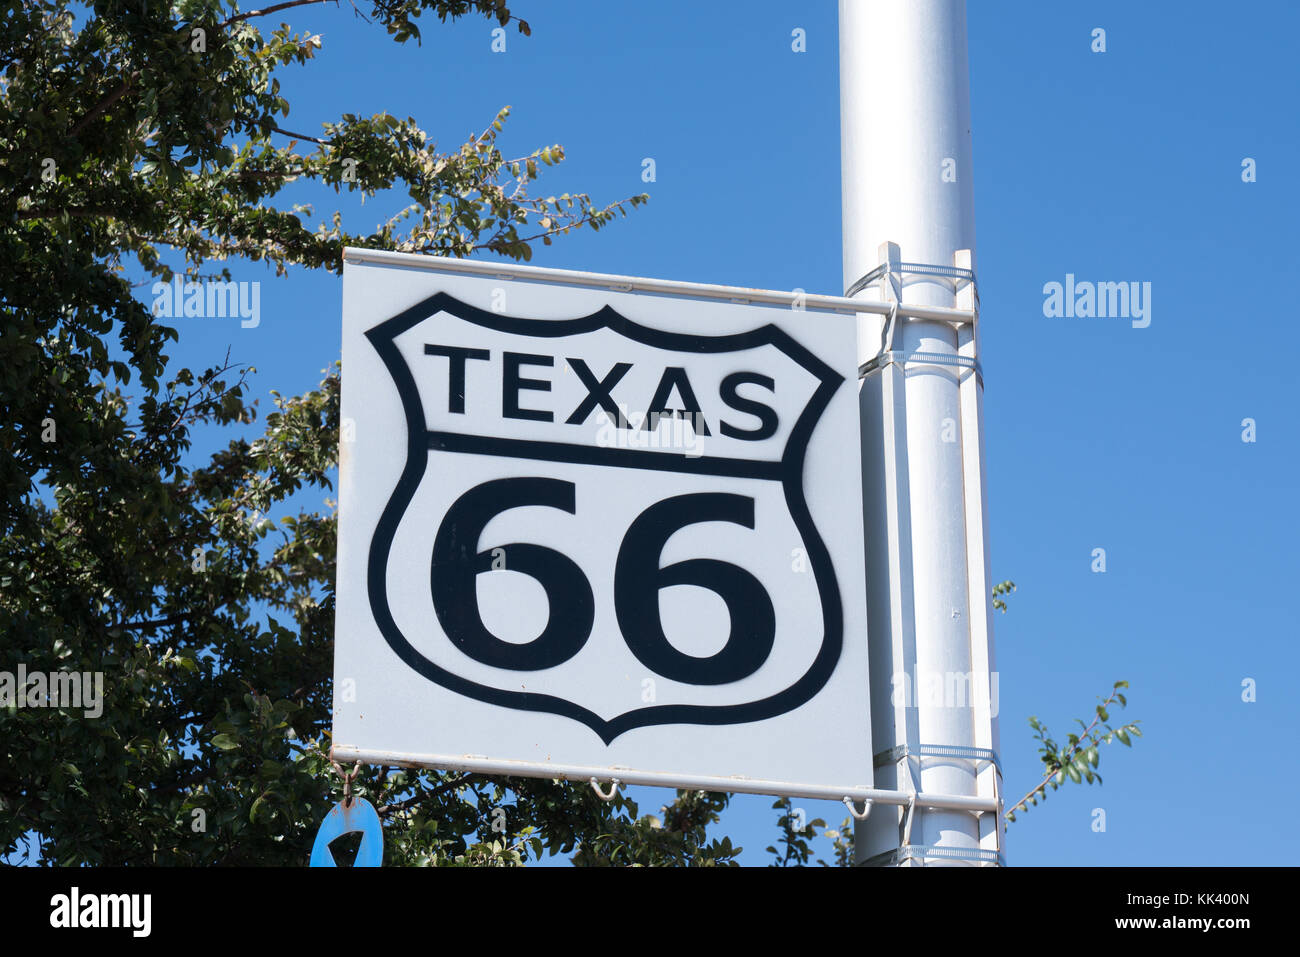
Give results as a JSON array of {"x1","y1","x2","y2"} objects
[{"x1": 332, "y1": 248, "x2": 992, "y2": 812}]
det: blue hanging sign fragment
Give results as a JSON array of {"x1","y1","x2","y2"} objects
[{"x1": 309, "y1": 798, "x2": 383, "y2": 867}]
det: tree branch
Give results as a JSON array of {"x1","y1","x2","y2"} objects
[
  {"x1": 271, "y1": 126, "x2": 331, "y2": 146},
  {"x1": 1005, "y1": 688, "x2": 1125, "y2": 819},
  {"x1": 69, "y1": 71, "x2": 140, "y2": 137},
  {"x1": 111, "y1": 612, "x2": 194, "y2": 632},
  {"x1": 378, "y1": 773, "x2": 474, "y2": 818},
  {"x1": 221, "y1": 0, "x2": 337, "y2": 28},
  {"x1": 16, "y1": 205, "x2": 121, "y2": 221}
]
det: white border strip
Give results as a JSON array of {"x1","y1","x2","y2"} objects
[
  {"x1": 341, "y1": 247, "x2": 974, "y2": 325},
  {"x1": 331, "y1": 746, "x2": 999, "y2": 812}
]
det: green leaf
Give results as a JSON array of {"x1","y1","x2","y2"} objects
[
  {"x1": 211, "y1": 734, "x2": 239, "y2": 750},
  {"x1": 1116, "y1": 728, "x2": 1131, "y2": 746}
]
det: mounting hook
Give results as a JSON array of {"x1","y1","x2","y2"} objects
[
  {"x1": 331, "y1": 760, "x2": 361, "y2": 808},
  {"x1": 589, "y1": 777, "x2": 620, "y2": 802},
  {"x1": 843, "y1": 797, "x2": 873, "y2": 821}
]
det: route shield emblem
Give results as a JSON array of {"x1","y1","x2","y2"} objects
[{"x1": 334, "y1": 256, "x2": 872, "y2": 795}]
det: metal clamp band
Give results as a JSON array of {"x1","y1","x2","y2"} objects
[
  {"x1": 873, "y1": 743, "x2": 1001, "y2": 775},
  {"x1": 845, "y1": 261, "x2": 977, "y2": 301},
  {"x1": 860, "y1": 844, "x2": 1005, "y2": 867},
  {"x1": 845, "y1": 263, "x2": 889, "y2": 298},
  {"x1": 858, "y1": 349, "x2": 982, "y2": 382}
]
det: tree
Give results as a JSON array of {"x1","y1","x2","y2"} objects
[
  {"x1": 0, "y1": 1, "x2": 1137, "y2": 867},
  {"x1": 0, "y1": 0, "x2": 672, "y2": 867}
]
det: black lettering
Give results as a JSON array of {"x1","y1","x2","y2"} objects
[
  {"x1": 614, "y1": 492, "x2": 774, "y2": 684},
  {"x1": 564, "y1": 358, "x2": 632, "y2": 427},
  {"x1": 503, "y1": 352, "x2": 554, "y2": 422},
  {"x1": 432, "y1": 477, "x2": 593, "y2": 670},
  {"x1": 642, "y1": 366, "x2": 711, "y2": 436},
  {"x1": 423, "y1": 344, "x2": 490, "y2": 414},
  {"x1": 719, "y1": 371, "x2": 778, "y2": 440}
]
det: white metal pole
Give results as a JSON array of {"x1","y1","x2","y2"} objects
[{"x1": 841, "y1": 0, "x2": 1002, "y2": 865}]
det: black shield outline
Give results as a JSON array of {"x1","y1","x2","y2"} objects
[{"x1": 363, "y1": 291, "x2": 847, "y2": 744}]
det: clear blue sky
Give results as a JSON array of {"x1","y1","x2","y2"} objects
[{"x1": 161, "y1": 0, "x2": 1299, "y2": 865}]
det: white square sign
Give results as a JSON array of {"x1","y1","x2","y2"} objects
[{"x1": 334, "y1": 251, "x2": 872, "y2": 798}]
